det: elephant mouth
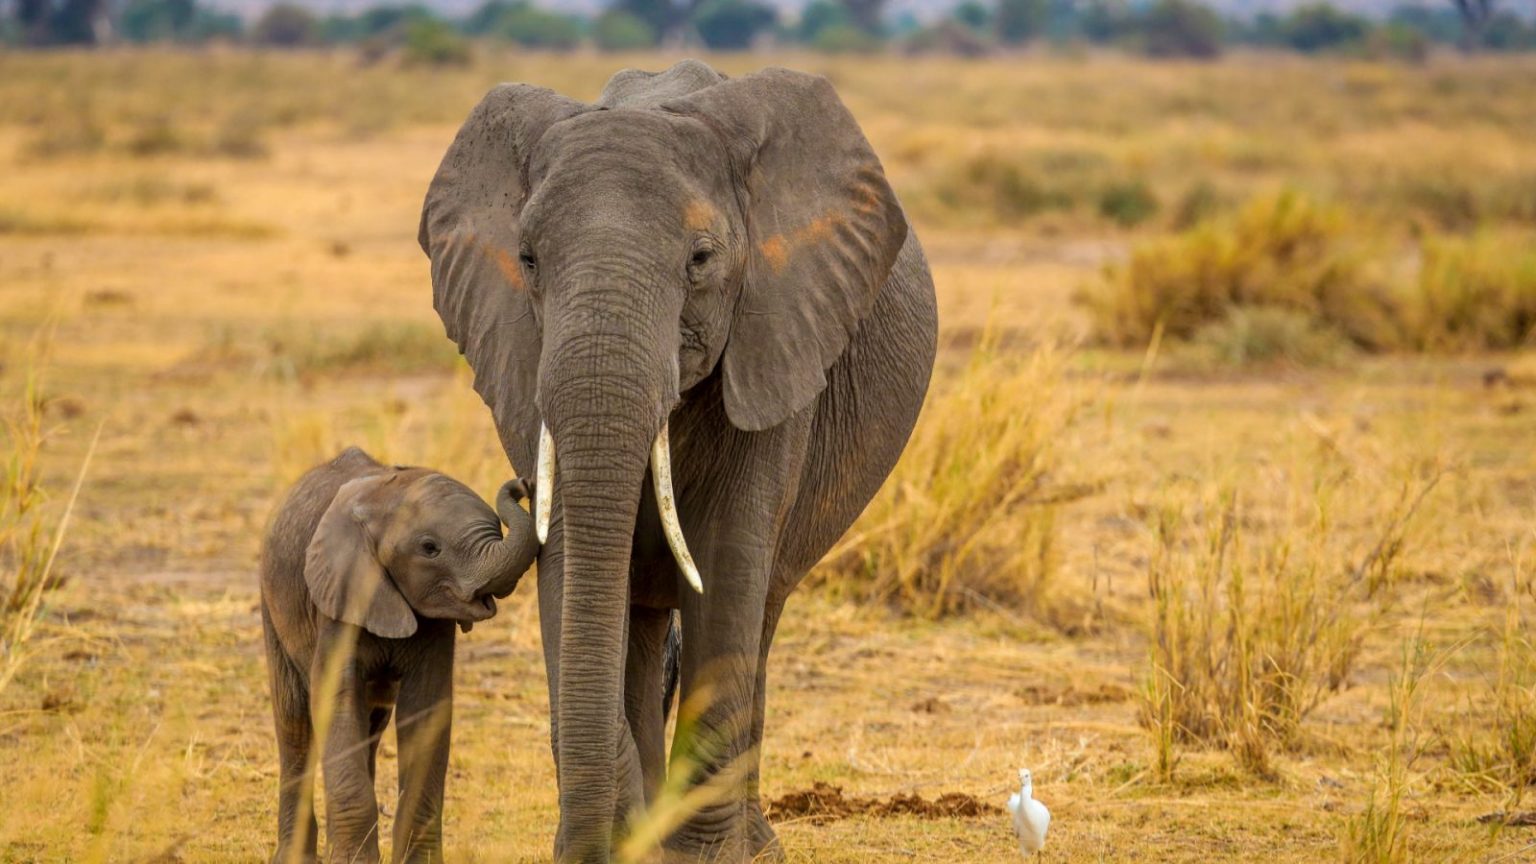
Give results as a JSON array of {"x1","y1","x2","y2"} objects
[{"x1": 455, "y1": 594, "x2": 497, "y2": 634}]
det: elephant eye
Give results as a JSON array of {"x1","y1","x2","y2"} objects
[
  {"x1": 690, "y1": 248, "x2": 712, "y2": 268},
  {"x1": 419, "y1": 538, "x2": 441, "y2": 558},
  {"x1": 519, "y1": 250, "x2": 537, "y2": 273}
]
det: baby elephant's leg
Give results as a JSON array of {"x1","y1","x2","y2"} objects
[
  {"x1": 393, "y1": 634, "x2": 454, "y2": 864},
  {"x1": 263, "y1": 606, "x2": 317, "y2": 864},
  {"x1": 313, "y1": 639, "x2": 384, "y2": 863}
]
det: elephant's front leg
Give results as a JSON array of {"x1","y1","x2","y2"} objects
[
  {"x1": 311, "y1": 636, "x2": 383, "y2": 864},
  {"x1": 393, "y1": 627, "x2": 453, "y2": 863},
  {"x1": 665, "y1": 415, "x2": 809, "y2": 862}
]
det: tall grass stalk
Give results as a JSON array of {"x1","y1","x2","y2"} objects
[
  {"x1": 1340, "y1": 630, "x2": 1455, "y2": 864},
  {"x1": 1, "y1": 365, "x2": 99, "y2": 696}
]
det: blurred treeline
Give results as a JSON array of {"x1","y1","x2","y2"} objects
[{"x1": 3, "y1": 0, "x2": 1534, "y2": 60}]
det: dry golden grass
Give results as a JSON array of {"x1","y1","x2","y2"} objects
[{"x1": 1, "y1": 50, "x2": 1535, "y2": 862}]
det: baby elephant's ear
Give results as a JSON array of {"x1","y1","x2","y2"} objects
[{"x1": 305, "y1": 475, "x2": 418, "y2": 639}]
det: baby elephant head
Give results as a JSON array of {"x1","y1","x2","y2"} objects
[{"x1": 304, "y1": 469, "x2": 540, "y2": 638}]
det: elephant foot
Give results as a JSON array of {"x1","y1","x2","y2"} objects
[
  {"x1": 745, "y1": 803, "x2": 782, "y2": 861},
  {"x1": 662, "y1": 802, "x2": 754, "y2": 863}
]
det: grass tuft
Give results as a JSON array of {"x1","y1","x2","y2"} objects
[
  {"x1": 815, "y1": 325, "x2": 1091, "y2": 620},
  {"x1": 1139, "y1": 455, "x2": 1441, "y2": 779}
]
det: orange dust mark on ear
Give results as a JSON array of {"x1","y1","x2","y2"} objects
[
  {"x1": 756, "y1": 212, "x2": 845, "y2": 274},
  {"x1": 487, "y1": 244, "x2": 526, "y2": 291},
  {"x1": 758, "y1": 235, "x2": 789, "y2": 274},
  {"x1": 683, "y1": 199, "x2": 717, "y2": 231}
]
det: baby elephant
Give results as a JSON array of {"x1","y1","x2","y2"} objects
[{"x1": 260, "y1": 447, "x2": 539, "y2": 864}]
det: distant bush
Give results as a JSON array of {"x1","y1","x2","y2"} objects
[
  {"x1": 692, "y1": 0, "x2": 776, "y2": 50},
  {"x1": 1192, "y1": 306, "x2": 1353, "y2": 367},
  {"x1": 476, "y1": 1, "x2": 581, "y2": 48},
  {"x1": 402, "y1": 18, "x2": 470, "y2": 65},
  {"x1": 319, "y1": 5, "x2": 432, "y2": 42},
  {"x1": 1139, "y1": 0, "x2": 1223, "y2": 58},
  {"x1": 952, "y1": 0, "x2": 990, "y2": 32},
  {"x1": 811, "y1": 22, "x2": 882, "y2": 52},
  {"x1": 1399, "y1": 234, "x2": 1536, "y2": 351},
  {"x1": 592, "y1": 9, "x2": 655, "y2": 49},
  {"x1": 1362, "y1": 22, "x2": 1430, "y2": 63},
  {"x1": 994, "y1": 0, "x2": 1048, "y2": 44},
  {"x1": 119, "y1": 0, "x2": 192, "y2": 41},
  {"x1": 1279, "y1": 3, "x2": 1370, "y2": 53},
  {"x1": 1078, "y1": 190, "x2": 1396, "y2": 350},
  {"x1": 905, "y1": 19, "x2": 993, "y2": 56},
  {"x1": 1083, "y1": 191, "x2": 1536, "y2": 358},
  {"x1": 934, "y1": 150, "x2": 1075, "y2": 221},
  {"x1": 1097, "y1": 178, "x2": 1159, "y2": 227},
  {"x1": 796, "y1": 0, "x2": 852, "y2": 41},
  {"x1": 253, "y1": 3, "x2": 318, "y2": 46}
]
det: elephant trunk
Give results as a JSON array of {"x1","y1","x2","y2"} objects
[
  {"x1": 470, "y1": 486, "x2": 539, "y2": 599},
  {"x1": 540, "y1": 271, "x2": 677, "y2": 861}
]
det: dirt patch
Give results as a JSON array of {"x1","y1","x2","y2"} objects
[{"x1": 767, "y1": 782, "x2": 1002, "y2": 824}]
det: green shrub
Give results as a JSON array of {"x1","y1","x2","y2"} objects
[
  {"x1": 934, "y1": 150, "x2": 1075, "y2": 221},
  {"x1": 1279, "y1": 2, "x2": 1369, "y2": 53},
  {"x1": 692, "y1": 0, "x2": 776, "y2": 50},
  {"x1": 1139, "y1": 0, "x2": 1223, "y2": 58},
  {"x1": 592, "y1": 9, "x2": 655, "y2": 49},
  {"x1": 402, "y1": 19, "x2": 471, "y2": 65},
  {"x1": 811, "y1": 22, "x2": 882, "y2": 53},
  {"x1": 797, "y1": 0, "x2": 852, "y2": 41},
  {"x1": 253, "y1": 3, "x2": 317, "y2": 46},
  {"x1": 1097, "y1": 178, "x2": 1159, "y2": 227},
  {"x1": 490, "y1": 2, "x2": 581, "y2": 49},
  {"x1": 905, "y1": 19, "x2": 994, "y2": 56},
  {"x1": 1191, "y1": 306, "x2": 1353, "y2": 367}
]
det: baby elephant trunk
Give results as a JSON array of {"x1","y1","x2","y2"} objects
[{"x1": 473, "y1": 480, "x2": 540, "y2": 600}]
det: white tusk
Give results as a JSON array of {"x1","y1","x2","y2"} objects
[
  {"x1": 535, "y1": 422, "x2": 554, "y2": 544},
  {"x1": 650, "y1": 421, "x2": 702, "y2": 594}
]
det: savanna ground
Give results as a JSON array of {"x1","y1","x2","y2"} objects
[{"x1": 1, "y1": 49, "x2": 1535, "y2": 862}]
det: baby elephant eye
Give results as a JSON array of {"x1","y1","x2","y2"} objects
[
  {"x1": 419, "y1": 539, "x2": 441, "y2": 558},
  {"x1": 690, "y1": 248, "x2": 712, "y2": 268},
  {"x1": 519, "y1": 251, "x2": 537, "y2": 272}
]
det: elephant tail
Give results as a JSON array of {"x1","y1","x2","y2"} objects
[{"x1": 662, "y1": 609, "x2": 681, "y2": 723}]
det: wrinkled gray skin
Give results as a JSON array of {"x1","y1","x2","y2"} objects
[
  {"x1": 260, "y1": 447, "x2": 540, "y2": 864},
  {"x1": 420, "y1": 60, "x2": 937, "y2": 862}
]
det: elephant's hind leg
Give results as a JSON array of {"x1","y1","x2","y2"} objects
[
  {"x1": 625, "y1": 605, "x2": 673, "y2": 808},
  {"x1": 263, "y1": 606, "x2": 317, "y2": 864}
]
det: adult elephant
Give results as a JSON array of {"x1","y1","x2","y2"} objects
[{"x1": 419, "y1": 60, "x2": 937, "y2": 862}]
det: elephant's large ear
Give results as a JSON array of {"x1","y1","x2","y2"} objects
[
  {"x1": 665, "y1": 68, "x2": 907, "y2": 432},
  {"x1": 419, "y1": 85, "x2": 588, "y2": 472},
  {"x1": 305, "y1": 475, "x2": 417, "y2": 639}
]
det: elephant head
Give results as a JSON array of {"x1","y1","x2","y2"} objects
[
  {"x1": 305, "y1": 471, "x2": 539, "y2": 637},
  {"x1": 419, "y1": 61, "x2": 907, "y2": 857}
]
